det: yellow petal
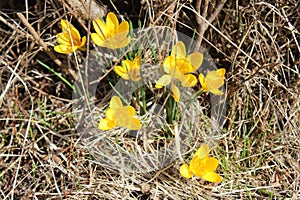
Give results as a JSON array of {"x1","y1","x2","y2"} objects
[
  {"x1": 125, "y1": 106, "x2": 136, "y2": 117},
  {"x1": 171, "y1": 84, "x2": 180, "y2": 102},
  {"x1": 133, "y1": 55, "x2": 141, "y2": 65},
  {"x1": 115, "y1": 65, "x2": 129, "y2": 80},
  {"x1": 79, "y1": 36, "x2": 86, "y2": 49},
  {"x1": 54, "y1": 44, "x2": 77, "y2": 54},
  {"x1": 114, "y1": 108, "x2": 131, "y2": 126},
  {"x1": 194, "y1": 144, "x2": 210, "y2": 159},
  {"x1": 106, "y1": 12, "x2": 119, "y2": 33},
  {"x1": 198, "y1": 73, "x2": 208, "y2": 92},
  {"x1": 106, "y1": 108, "x2": 114, "y2": 121},
  {"x1": 92, "y1": 19, "x2": 109, "y2": 39},
  {"x1": 190, "y1": 156, "x2": 206, "y2": 177},
  {"x1": 118, "y1": 21, "x2": 129, "y2": 36},
  {"x1": 91, "y1": 33, "x2": 105, "y2": 47},
  {"x1": 205, "y1": 70, "x2": 225, "y2": 95},
  {"x1": 180, "y1": 74, "x2": 197, "y2": 87},
  {"x1": 204, "y1": 157, "x2": 219, "y2": 172},
  {"x1": 69, "y1": 26, "x2": 81, "y2": 45},
  {"x1": 155, "y1": 75, "x2": 172, "y2": 88},
  {"x1": 217, "y1": 68, "x2": 226, "y2": 76},
  {"x1": 98, "y1": 118, "x2": 116, "y2": 130},
  {"x1": 104, "y1": 36, "x2": 131, "y2": 49},
  {"x1": 171, "y1": 41, "x2": 186, "y2": 59},
  {"x1": 110, "y1": 96, "x2": 123, "y2": 109},
  {"x1": 163, "y1": 56, "x2": 176, "y2": 74},
  {"x1": 180, "y1": 164, "x2": 192, "y2": 178},
  {"x1": 56, "y1": 32, "x2": 71, "y2": 45},
  {"x1": 61, "y1": 19, "x2": 71, "y2": 31},
  {"x1": 117, "y1": 36, "x2": 131, "y2": 48},
  {"x1": 176, "y1": 59, "x2": 194, "y2": 74},
  {"x1": 187, "y1": 52, "x2": 203, "y2": 71},
  {"x1": 126, "y1": 117, "x2": 142, "y2": 130},
  {"x1": 200, "y1": 171, "x2": 223, "y2": 183}
]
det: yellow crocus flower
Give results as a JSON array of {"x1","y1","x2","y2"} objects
[
  {"x1": 155, "y1": 41, "x2": 203, "y2": 102},
  {"x1": 91, "y1": 12, "x2": 131, "y2": 49},
  {"x1": 98, "y1": 96, "x2": 141, "y2": 130},
  {"x1": 180, "y1": 144, "x2": 223, "y2": 183},
  {"x1": 115, "y1": 56, "x2": 141, "y2": 81},
  {"x1": 198, "y1": 68, "x2": 226, "y2": 95},
  {"x1": 54, "y1": 20, "x2": 86, "y2": 54}
]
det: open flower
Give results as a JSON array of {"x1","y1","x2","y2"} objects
[
  {"x1": 115, "y1": 56, "x2": 141, "y2": 81},
  {"x1": 91, "y1": 12, "x2": 131, "y2": 49},
  {"x1": 198, "y1": 68, "x2": 226, "y2": 95},
  {"x1": 155, "y1": 41, "x2": 203, "y2": 102},
  {"x1": 54, "y1": 20, "x2": 86, "y2": 54},
  {"x1": 180, "y1": 144, "x2": 223, "y2": 183},
  {"x1": 98, "y1": 96, "x2": 141, "y2": 130}
]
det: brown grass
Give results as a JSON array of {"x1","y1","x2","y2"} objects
[{"x1": 0, "y1": 0, "x2": 299, "y2": 199}]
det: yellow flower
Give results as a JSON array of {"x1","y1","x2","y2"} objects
[
  {"x1": 198, "y1": 68, "x2": 226, "y2": 95},
  {"x1": 155, "y1": 41, "x2": 203, "y2": 102},
  {"x1": 98, "y1": 96, "x2": 141, "y2": 130},
  {"x1": 180, "y1": 144, "x2": 223, "y2": 183},
  {"x1": 91, "y1": 12, "x2": 131, "y2": 49},
  {"x1": 54, "y1": 20, "x2": 86, "y2": 54},
  {"x1": 115, "y1": 56, "x2": 141, "y2": 81}
]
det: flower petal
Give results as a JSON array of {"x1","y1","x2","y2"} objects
[
  {"x1": 106, "y1": 108, "x2": 114, "y2": 120},
  {"x1": 194, "y1": 144, "x2": 210, "y2": 159},
  {"x1": 98, "y1": 118, "x2": 116, "y2": 130},
  {"x1": 106, "y1": 12, "x2": 119, "y2": 33},
  {"x1": 190, "y1": 156, "x2": 206, "y2": 177},
  {"x1": 54, "y1": 44, "x2": 77, "y2": 54},
  {"x1": 180, "y1": 74, "x2": 197, "y2": 87},
  {"x1": 180, "y1": 164, "x2": 192, "y2": 178},
  {"x1": 187, "y1": 52, "x2": 203, "y2": 71},
  {"x1": 198, "y1": 73, "x2": 208, "y2": 92},
  {"x1": 115, "y1": 65, "x2": 129, "y2": 80},
  {"x1": 155, "y1": 75, "x2": 172, "y2": 88},
  {"x1": 163, "y1": 56, "x2": 176, "y2": 74},
  {"x1": 56, "y1": 32, "x2": 71, "y2": 45},
  {"x1": 126, "y1": 118, "x2": 142, "y2": 130},
  {"x1": 69, "y1": 26, "x2": 81, "y2": 46},
  {"x1": 171, "y1": 41, "x2": 186, "y2": 59},
  {"x1": 217, "y1": 68, "x2": 226, "y2": 76},
  {"x1": 171, "y1": 84, "x2": 180, "y2": 102},
  {"x1": 200, "y1": 171, "x2": 223, "y2": 183},
  {"x1": 125, "y1": 106, "x2": 136, "y2": 117},
  {"x1": 110, "y1": 96, "x2": 123, "y2": 109},
  {"x1": 79, "y1": 36, "x2": 86, "y2": 49},
  {"x1": 61, "y1": 19, "x2": 70, "y2": 31},
  {"x1": 204, "y1": 157, "x2": 219, "y2": 172},
  {"x1": 105, "y1": 36, "x2": 131, "y2": 49},
  {"x1": 92, "y1": 19, "x2": 109, "y2": 39},
  {"x1": 118, "y1": 21, "x2": 129, "y2": 36},
  {"x1": 91, "y1": 33, "x2": 105, "y2": 47}
]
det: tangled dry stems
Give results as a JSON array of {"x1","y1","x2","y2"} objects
[{"x1": 0, "y1": 0, "x2": 299, "y2": 199}]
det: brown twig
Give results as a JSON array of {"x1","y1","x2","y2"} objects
[
  {"x1": 17, "y1": 12, "x2": 78, "y2": 80},
  {"x1": 195, "y1": 0, "x2": 227, "y2": 50}
]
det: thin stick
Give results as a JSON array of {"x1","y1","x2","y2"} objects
[
  {"x1": 195, "y1": 0, "x2": 227, "y2": 50},
  {"x1": 17, "y1": 13, "x2": 78, "y2": 80}
]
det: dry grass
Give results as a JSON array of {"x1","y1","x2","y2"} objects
[{"x1": 0, "y1": 0, "x2": 299, "y2": 199}]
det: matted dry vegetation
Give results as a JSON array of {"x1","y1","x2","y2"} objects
[{"x1": 0, "y1": 0, "x2": 299, "y2": 199}]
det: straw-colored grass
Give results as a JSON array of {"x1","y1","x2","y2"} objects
[{"x1": 0, "y1": 0, "x2": 299, "y2": 199}]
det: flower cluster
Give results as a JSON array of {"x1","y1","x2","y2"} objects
[
  {"x1": 155, "y1": 41, "x2": 203, "y2": 102},
  {"x1": 98, "y1": 96, "x2": 141, "y2": 130},
  {"x1": 53, "y1": 12, "x2": 225, "y2": 183},
  {"x1": 180, "y1": 144, "x2": 223, "y2": 182}
]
